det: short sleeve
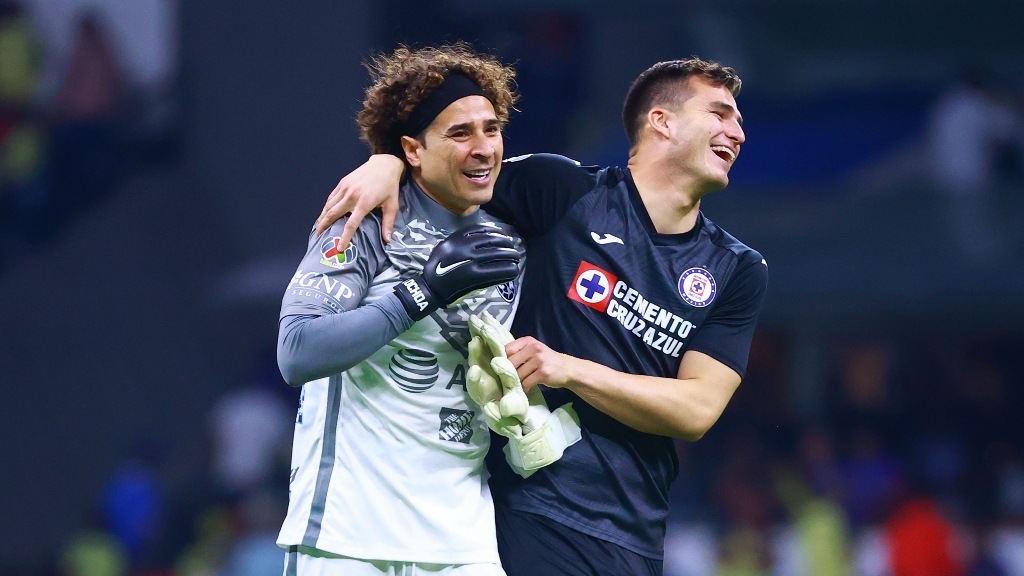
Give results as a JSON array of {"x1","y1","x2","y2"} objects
[
  {"x1": 280, "y1": 214, "x2": 386, "y2": 319},
  {"x1": 686, "y1": 255, "x2": 768, "y2": 378}
]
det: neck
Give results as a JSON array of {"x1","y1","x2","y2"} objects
[
  {"x1": 410, "y1": 173, "x2": 476, "y2": 216},
  {"x1": 627, "y1": 150, "x2": 704, "y2": 235}
]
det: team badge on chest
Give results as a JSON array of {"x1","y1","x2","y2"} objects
[{"x1": 678, "y1": 268, "x2": 716, "y2": 307}]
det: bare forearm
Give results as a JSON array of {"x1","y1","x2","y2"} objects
[{"x1": 562, "y1": 357, "x2": 731, "y2": 439}]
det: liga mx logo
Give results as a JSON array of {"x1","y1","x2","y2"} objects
[
  {"x1": 678, "y1": 267, "x2": 716, "y2": 307},
  {"x1": 567, "y1": 261, "x2": 618, "y2": 313},
  {"x1": 320, "y1": 237, "x2": 356, "y2": 269}
]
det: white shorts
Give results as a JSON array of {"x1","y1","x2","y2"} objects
[{"x1": 282, "y1": 547, "x2": 507, "y2": 576}]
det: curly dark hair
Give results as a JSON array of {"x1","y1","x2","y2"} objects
[
  {"x1": 357, "y1": 43, "x2": 519, "y2": 157},
  {"x1": 622, "y1": 56, "x2": 742, "y2": 148}
]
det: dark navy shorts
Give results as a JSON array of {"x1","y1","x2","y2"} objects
[{"x1": 494, "y1": 504, "x2": 663, "y2": 576}]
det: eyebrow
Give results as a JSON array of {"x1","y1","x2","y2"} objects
[
  {"x1": 445, "y1": 118, "x2": 502, "y2": 134},
  {"x1": 711, "y1": 101, "x2": 743, "y2": 126}
]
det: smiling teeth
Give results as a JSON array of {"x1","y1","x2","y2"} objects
[
  {"x1": 465, "y1": 170, "x2": 490, "y2": 178},
  {"x1": 711, "y1": 146, "x2": 736, "y2": 162}
]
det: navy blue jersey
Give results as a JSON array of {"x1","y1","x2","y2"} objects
[{"x1": 482, "y1": 154, "x2": 768, "y2": 558}]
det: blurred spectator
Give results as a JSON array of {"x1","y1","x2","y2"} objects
[
  {"x1": 989, "y1": 444, "x2": 1024, "y2": 575},
  {"x1": 838, "y1": 342, "x2": 891, "y2": 415},
  {"x1": 837, "y1": 425, "x2": 904, "y2": 528},
  {"x1": 989, "y1": 526, "x2": 1024, "y2": 576},
  {"x1": 100, "y1": 441, "x2": 165, "y2": 570},
  {"x1": 713, "y1": 435, "x2": 776, "y2": 576},
  {"x1": 964, "y1": 526, "x2": 1009, "y2": 576},
  {"x1": 993, "y1": 446, "x2": 1024, "y2": 522},
  {"x1": 773, "y1": 431, "x2": 851, "y2": 576},
  {"x1": 217, "y1": 489, "x2": 288, "y2": 576},
  {"x1": 2, "y1": 0, "x2": 182, "y2": 261},
  {"x1": 714, "y1": 527, "x2": 771, "y2": 576},
  {"x1": 207, "y1": 359, "x2": 293, "y2": 500},
  {"x1": 25, "y1": 0, "x2": 180, "y2": 150},
  {"x1": 851, "y1": 527, "x2": 891, "y2": 576},
  {"x1": 885, "y1": 493, "x2": 966, "y2": 576},
  {"x1": 0, "y1": 1, "x2": 37, "y2": 104},
  {"x1": 173, "y1": 507, "x2": 234, "y2": 576},
  {"x1": 796, "y1": 427, "x2": 843, "y2": 502},
  {"x1": 60, "y1": 523, "x2": 128, "y2": 576},
  {"x1": 910, "y1": 432, "x2": 968, "y2": 514},
  {"x1": 0, "y1": 0, "x2": 49, "y2": 257},
  {"x1": 47, "y1": 12, "x2": 127, "y2": 229},
  {"x1": 926, "y1": 71, "x2": 1023, "y2": 260},
  {"x1": 927, "y1": 70, "x2": 1022, "y2": 192},
  {"x1": 664, "y1": 523, "x2": 717, "y2": 576}
]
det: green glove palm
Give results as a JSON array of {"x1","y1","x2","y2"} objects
[{"x1": 467, "y1": 312, "x2": 582, "y2": 477}]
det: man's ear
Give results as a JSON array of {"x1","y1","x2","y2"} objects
[
  {"x1": 401, "y1": 135, "x2": 423, "y2": 167},
  {"x1": 646, "y1": 108, "x2": 672, "y2": 140}
]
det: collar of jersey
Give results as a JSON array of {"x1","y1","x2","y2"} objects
[
  {"x1": 403, "y1": 178, "x2": 490, "y2": 232},
  {"x1": 622, "y1": 168, "x2": 703, "y2": 246}
]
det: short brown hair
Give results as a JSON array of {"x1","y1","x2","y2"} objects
[
  {"x1": 622, "y1": 56, "x2": 742, "y2": 147},
  {"x1": 357, "y1": 43, "x2": 519, "y2": 156}
]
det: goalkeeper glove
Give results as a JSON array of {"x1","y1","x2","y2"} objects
[
  {"x1": 467, "y1": 312, "x2": 582, "y2": 477},
  {"x1": 394, "y1": 224, "x2": 519, "y2": 321}
]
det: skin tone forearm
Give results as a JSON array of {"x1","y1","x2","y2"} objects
[
  {"x1": 316, "y1": 154, "x2": 406, "y2": 245},
  {"x1": 506, "y1": 337, "x2": 741, "y2": 440}
]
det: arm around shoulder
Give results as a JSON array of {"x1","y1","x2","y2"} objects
[{"x1": 315, "y1": 154, "x2": 406, "y2": 244}]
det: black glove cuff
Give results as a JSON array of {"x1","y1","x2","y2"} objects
[{"x1": 393, "y1": 276, "x2": 439, "y2": 321}]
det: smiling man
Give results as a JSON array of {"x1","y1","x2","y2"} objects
[
  {"x1": 315, "y1": 56, "x2": 769, "y2": 576},
  {"x1": 275, "y1": 44, "x2": 524, "y2": 576}
]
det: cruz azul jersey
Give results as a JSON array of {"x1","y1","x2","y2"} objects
[
  {"x1": 483, "y1": 154, "x2": 768, "y2": 558},
  {"x1": 277, "y1": 180, "x2": 521, "y2": 564}
]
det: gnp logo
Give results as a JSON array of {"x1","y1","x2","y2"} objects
[
  {"x1": 319, "y1": 237, "x2": 356, "y2": 269},
  {"x1": 567, "y1": 261, "x2": 618, "y2": 313}
]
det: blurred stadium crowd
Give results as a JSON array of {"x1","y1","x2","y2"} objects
[
  {"x1": 3, "y1": 1, "x2": 1024, "y2": 575},
  {"x1": 37, "y1": 332, "x2": 1024, "y2": 576},
  {"x1": 0, "y1": 0, "x2": 178, "y2": 273}
]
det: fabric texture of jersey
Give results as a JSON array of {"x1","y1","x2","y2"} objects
[
  {"x1": 277, "y1": 179, "x2": 522, "y2": 564},
  {"x1": 482, "y1": 154, "x2": 768, "y2": 559}
]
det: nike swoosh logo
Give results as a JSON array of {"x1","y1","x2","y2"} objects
[
  {"x1": 591, "y1": 232, "x2": 624, "y2": 245},
  {"x1": 435, "y1": 259, "x2": 471, "y2": 275}
]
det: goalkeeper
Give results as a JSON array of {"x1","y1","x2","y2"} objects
[{"x1": 275, "y1": 44, "x2": 525, "y2": 576}]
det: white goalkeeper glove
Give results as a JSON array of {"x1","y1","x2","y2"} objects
[{"x1": 467, "y1": 312, "x2": 582, "y2": 477}]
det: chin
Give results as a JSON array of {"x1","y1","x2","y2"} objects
[
  {"x1": 469, "y1": 187, "x2": 495, "y2": 205},
  {"x1": 700, "y1": 175, "x2": 729, "y2": 194}
]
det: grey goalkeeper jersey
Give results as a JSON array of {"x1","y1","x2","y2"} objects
[{"x1": 276, "y1": 180, "x2": 521, "y2": 564}]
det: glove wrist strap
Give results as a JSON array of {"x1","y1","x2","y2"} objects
[
  {"x1": 504, "y1": 404, "x2": 582, "y2": 477},
  {"x1": 394, "y1": 277, "x2": 438, "y2": 321}
]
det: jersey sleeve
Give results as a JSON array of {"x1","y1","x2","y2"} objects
[
  {"x1": 276, "y1": 215, "x2": 414, "y2": 386},
  {"x1": 686, "y1": 254, "x2": 769, "y2": 378},
  {"x1": 485, "y1": 153, "x2": 599, "y2": 239}
]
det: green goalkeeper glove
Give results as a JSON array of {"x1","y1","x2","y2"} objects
[{"x1": 467, "y1": 312, "x2": 582, "y2": 477}]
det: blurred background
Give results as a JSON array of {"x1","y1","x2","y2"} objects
[{"x1": 2, "y1": 0, "x2": 1023, "y2": 574}]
